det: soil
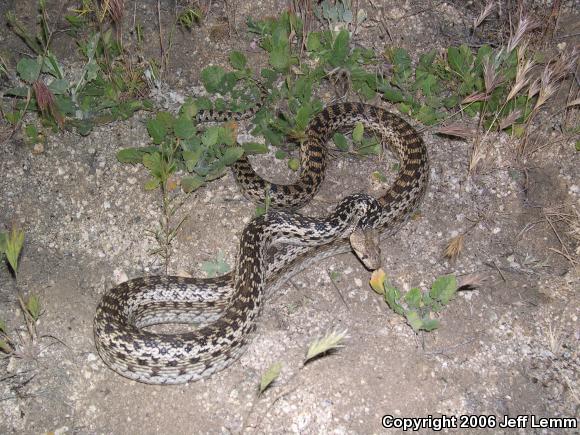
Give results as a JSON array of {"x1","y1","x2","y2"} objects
[{"x1": 0, "y1": 1, "x2": 578, "y2": 434}]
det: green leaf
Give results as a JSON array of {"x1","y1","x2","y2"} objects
[
  {"x1": 417, "y1": 51, "x2": 437, "y2": 71},
  {"x1": 392, "y1": 47, "x2": 411, "y2": 70},
  {"x1": 24, "y1": 124, "x2": 39, "y2": 143},
  {"x1": 355, "y1": 137, "x2": 381, "y2": 156},
  {"x1": 414, "y1": 105, "x2": 440, "y2": 125},
  {"x1": 218, "y1": 125, "x2": 237, "y2": 146},
  {"x1": 17, "y1": 57, "x2": 42, "y2": 83},
  {"x1": 206, "y1": 161, "x2": 227, "y2": 181},
  {"x1": 26, "y1": 294, "x2": 41, "y2": 321},
  {"x1": 183, "y1": 148, "x2": 204, "y2": 171},
  {"x1": 329, "y1": 29, "x2": 350, "y2": 67},
  {"x1": 180, "y1": 98, "x2": 199, "y2": 119},
  {"x1": 42, "y1": 53, "x2": 63, "y2": 79},
  {"x1": 382, "y1": 84, "x2": 406, "y2": 103},
  {"x1": 0, "y1": 319, "x2": 6, "y2": 333},
  {"x1": 269, "y1": 45, "x2": 291, "y2": 71},
  {"x1": 404, "y1": 287, "x2": 422, "y2": 309},
  {"x1": 181, "y1": 175, "x2": 205, "y2": 193},
  {"x1": 242, "y1": 142, "x2": 268, "y2": 154},
  {"x1": 144, "y1": 178, "x2": 160, "y2": 190},
  {"x1": 306, "y1": 32, "x2": 321, "y2": 52},
  {"x1": 85, "y1": 59, "x2": 99, "y2": 82},
  {"x1": 415, "y1": 73, "x2": 438, "y2": 96},
  {"x1": 4, "y1": 86, "x2": 30, "y2": 97},
  {"x1": 274, "y1": 150, "x2": 287, "y2": 159},
  {"x1": 174, "y1": 115, "x2": 196, "y2": 140},
  {"x1": 421, "y1": 318, "x2": 440, "y2": 331},
  {"x1": 333, "y1": 132, "x2": 349, "y2": 151},
  {"x1": 329, "y1": 271, "x2": 341, "y2": 282},
  {"x1": 447, "y1": 45, "x2": 473, "y2": 77},
  {"x1": 47, "y1": 79, "x2": 69, "y2": 94},
  {"x1": 288, "y1": 158, "x2": 300, "y2": 171},
  {"x1": 65, "y1": 13, "x2": 84, "y2": 28},
  {"x1": 474, "y1": 45, "x2": 493, "y2": 71},
  {"x1": 116, "y1": 147, "x2": 159, "y2": 164},
  {"x1": 391, "y1": 48, "x2": 412, "y2": 83},
  {"x1": 229, "y1": 51, "x2": 247, "y2": 70},
  {"x1": 353, "y1": 81, "x2": 376, "y2": 100},
  {"x1": 143, "y1": 152, "x2": 164, "y2": 178},
  {"x1": 73, "y1": 119, "x2": 94, "y2": 136},
  {"x1": 201, "y1": 251, "x2": 230, "y2": 277},
  {"x1": 405, "y1": 310, "x2": 423, "y2": 332},
  {"x1": 5, "y1": 227, "x2": 24, "y2": 275},
  {"x1": 201, "y1": 127, "x2": 220, "y2": 147},
  {"x1": 201, "y1": 65, "x2": 226, "y2": 92},
  {"x1": 372, "y1": 171, "x2": 388, "y2": 183},
  {"x1": 352, "y1": 122, "x2": 364, "y2": 143},
  {"x1": 221, "y1": 147, "x2": 244, "y2": 165},
  {"x1": 294, "y1": 106, "x2": 311, "y2": 131},
  {"x1": 146, "y1": 118, "x2": 166, "y2": 144},
  {"x1": 429, "y1": 275, "x2": 458, "y2": 305},
  {"x1": 383, "y1": 281, "x2": 405, "y2": 315},
  {"x1": 259, "y1": 362, "x2": 282, "y2": 394},
  {"x1": 155, "y1": 111, "x2": 175, "y2": 130}
]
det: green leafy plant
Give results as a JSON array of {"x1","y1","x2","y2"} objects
[
  {"x1": 201, "y1": 251, "x2": 231, "y2": 278},
  {"x1": 4, "y1": 1, "x2": 151, "y2": 137},
  {"x1": 378, "y1": 13, "x2": 577, "y2": 165},
  {"x1": 0, "y1": 227, "x2": 45, "y2": 354},
  {"x1": 177, "y1": 7, "x2": 203, "y2": 31},
  {"x1": 314, "y1": 0, "x2": 367, "y2": 33},
  {"x1": 333, "y1": 121, "x2": 380, "y2": 155},
  {"x1": 0, "y1": 227, "x2": 24, "y2": 277},
  {"x1": 117, "y1": 53, "x2": 265, "y2": 194},
  {"x1": 370, "y1": 269, "x2": 459, "y2": 332}
]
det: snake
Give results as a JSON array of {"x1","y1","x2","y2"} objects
[{"x1": 94, "y1": 101, "x2": 429, "y2": 384}]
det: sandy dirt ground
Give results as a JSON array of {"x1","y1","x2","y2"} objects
[{"x1": 1, "y1": 0, "x2": 578, "y2": 433}]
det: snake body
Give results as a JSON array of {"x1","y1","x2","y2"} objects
[{"x1": 94, "y1": 102, "x2": 429, "y2": 384}]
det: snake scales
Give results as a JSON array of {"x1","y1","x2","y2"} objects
[{"x1": 94, "y1": 101, "x2": 429, "y2": 384}]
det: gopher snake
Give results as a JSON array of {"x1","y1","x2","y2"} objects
[{"x1": 94, "y1": 102, "x2": 429, "y2": 384}]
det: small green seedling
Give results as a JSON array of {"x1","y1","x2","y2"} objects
[
  {"x1": 0, "y1": 227, "x2": 24, "y2": 276},
  {"x1": 259, "y1": 362, "x2": 283, "y2": 394},
  {"x1": 201, "y1": 251, "x2": 231, "y2": 278},
  {"x1": 370, "y1": 269, "x2": 459, "y2": 332}
]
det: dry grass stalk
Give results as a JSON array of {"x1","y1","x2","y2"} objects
[
  {"x1": 533, "y1": 49, "x2": 578, "y2": 111},
  {"x1": 545, "y1": 322, "x2": 562, "y2": 355},
  {"x1": 469, "y1": 136, "x2": 492, "y2": 172},
  {"x1": 507, "y1": 15, "x2": 533, "y2": 53},
  {"x1": 436, "y1": 124, "x2": 477, "y2": 140},
  {"x1": 483, "y1": 55, "x2": 503, "y2": 93},
  {"x1": 33, "y1": 80, "x2": 64, "y2": 128},
  {"x1": 473, "y1": 2, "x2": 495, "y2": 31},
  {"x1": 100, "y1": 0, "x2": 125, "y2": 24},
  {"x1": 444, "y1": 234, "x2": 464, "y2": 260},
  {"x1": 543, "y1": 205, "x2": 580, "y2": 265},
  {"x1": 462, "y1": 92, "x2": 489, "y2": 104},
  {"x1": 457, "y1": 273, "x2": 487, "y2": 290},
  {"x1": 506, "y1": 45, "x2": 535, "y2": 101},
  {"x1": 499, "y1": 109, "x2": 523, "y2": 129}
]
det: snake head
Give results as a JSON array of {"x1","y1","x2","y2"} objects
[{"x1": 349, "y1": 228, "x2": 381, "y2": 270}]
